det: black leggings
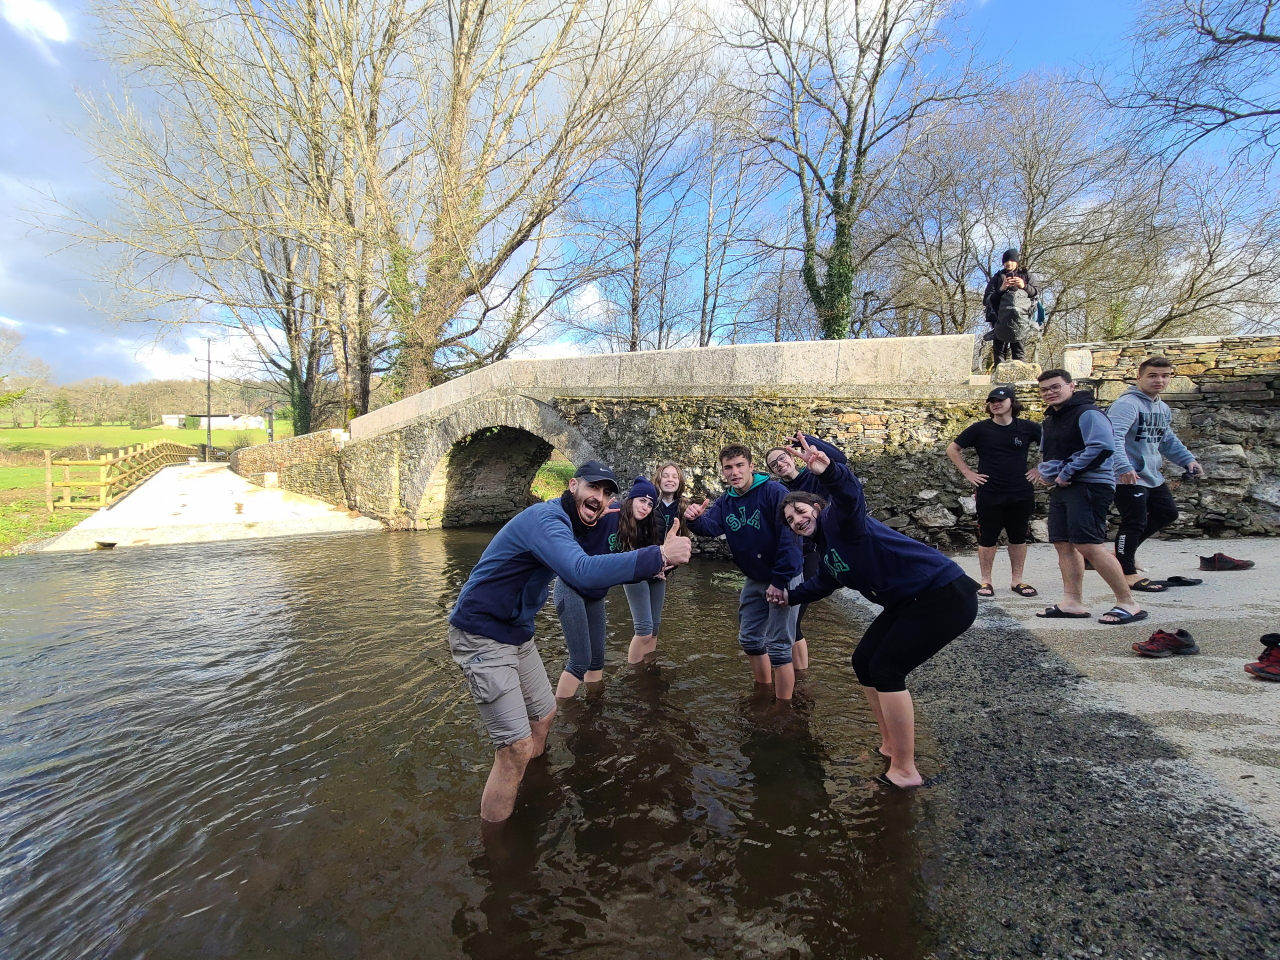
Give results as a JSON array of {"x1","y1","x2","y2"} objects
[
  {"x1": 852, "y1": 577, "x2": 978, "y2": 693},
  {"x1": 1113, "y1": 483, "x2": 1179, "y2": 576}
]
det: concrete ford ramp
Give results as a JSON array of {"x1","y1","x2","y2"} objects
[{"x1": 43, "y1": 463, "x2": 382, "y2": 551}]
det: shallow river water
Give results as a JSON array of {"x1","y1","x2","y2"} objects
[{"x1": 1, "y1": 530, "x2": 939, "y2": 959}]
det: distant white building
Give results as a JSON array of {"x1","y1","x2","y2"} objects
[{"x1": 161, "y1": 414, "x2": 266, "y2": 430}]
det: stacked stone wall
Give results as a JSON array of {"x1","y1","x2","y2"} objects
[{"x1": 229, "y1": 432, "x2": 348, "y2": 506}]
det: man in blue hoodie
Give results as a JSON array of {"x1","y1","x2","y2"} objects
[
  {"x1": 684, "y1": 444, "x2": 804, "y2": 699},
  {"x1": 1029, "y1": 369, "x2": 1144, "y2": 625},
  {"x1": 449, "y1": 460, "x2": 692, "y2": 821},
  {"x1": 1107, "y1": 356, "x2": 1203, "y2": 593}
]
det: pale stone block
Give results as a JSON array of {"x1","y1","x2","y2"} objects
[
  {"x1": 771, "y1": 340, "x2": 839, "y2": 386},
  {"x1": 1063, "y1": 347, "x2": 1093, "y2": 379},
  {"x1": 992, "y1": 360, "x2": 1043, "y2": 384},
  {"x1": 263, "y1": 471, "x2": 279, "y2": 488},
  {"x1": 837, "y1": 338, "x2": 902, "y2": 384},
  {"x1": 729, "y1": 342, "x2": 785, "y2": 386}
]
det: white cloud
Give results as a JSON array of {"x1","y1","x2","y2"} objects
[
  {"x1": 2, "y1": 0, "x2": 69, "y2": 44},
  {"x1": 129, "y1": 333, "x2": 263, "y2": 381},
  {"x1": 0, "y1": 315, "x2": 20, "y2": 327}
]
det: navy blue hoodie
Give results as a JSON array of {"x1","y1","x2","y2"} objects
[
  {"x1": 560, "y1": 490, "x2": 620, "y2": 601},
  {"x1": 687, "y1": 474, "x2": 802, "y2": 588},
  {"x1": 778, "y1": 435, "x2": 848, "y2": 496},
  {"x1": 450, "y1": 498, "x2": 664, "y2": 645},
  {"x1": 788, "y1": 463, "x2": 964, "y2": 609}
]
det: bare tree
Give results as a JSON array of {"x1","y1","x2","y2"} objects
[
  {"x1": 1111, "y1": 0, "x2": 1280, "y2": 169},
  {"x1": 719, "y1": 0, "x2": 981, "y2": 339},
  {"x1": 389, "y1": 0, "x2": 669, "y2": 386}
]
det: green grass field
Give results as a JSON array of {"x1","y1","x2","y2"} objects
[
  {"x1": 530, "y1": 453, "x2": 575, "y2": 501},
  {"x1": 0, "y1": 424, "x2": 294, "y2": 454}
]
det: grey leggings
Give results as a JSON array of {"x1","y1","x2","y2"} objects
[
  {"x1": 554, "y1": 579, "x2": 607, "y2": 680},
  {"x1": 623, "y1": 578, "x2": 667, "y2": 636}
]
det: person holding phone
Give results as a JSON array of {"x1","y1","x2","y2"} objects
[{"x1": 982, "y1": 249, "x2": 1039, "y2": 363}]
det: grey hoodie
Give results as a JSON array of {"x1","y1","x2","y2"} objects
[{"x1": 1106, "y1": 386, "x2": 1196, "y2": 488}]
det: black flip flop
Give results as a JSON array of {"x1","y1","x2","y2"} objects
[
  {"x1": 1131, "y1": 578, "x2": 1168, "y2": 593},
  {"x1": 1098, "y1": 607, "x2": 1149, "y2": 626},
  {"x1": 1012, "y1": 583, "x2": 1038, "y2": 597},
  {"x1": 873, "y1": 773, "x2": 936, "y2": 790},
  {"x1": 1036, "y1": 605, "x2": 1091, "y2": 619},
  {"x1": 977, "y1": 582, "x2": 995, "y2": 598},
  {"x1": 1162, "y1": 576, "x2": 1203, "y2": 587}
]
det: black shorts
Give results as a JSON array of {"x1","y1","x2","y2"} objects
[
  {"x1": 1047, "y1": 482, "x2": 1114, "y2": 545},
  {"x1": 975, "y1": 494, "x2": 1035, "y2": 548}
]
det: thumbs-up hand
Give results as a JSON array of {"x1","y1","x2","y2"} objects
[
  {"x1": 683, "y1": 498, "x2": 709, "y2": 521},
  {"x1": 662, "y1": 511, "x2": 693, "y2": 566}
]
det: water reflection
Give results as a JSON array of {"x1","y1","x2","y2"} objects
[{"x1": 0, "y1": 529, "x2": 933, "y2": 958}]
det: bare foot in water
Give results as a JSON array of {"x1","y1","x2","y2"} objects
[{"x1": 881, "y1": 766, "x2": 924, "y2": 789}]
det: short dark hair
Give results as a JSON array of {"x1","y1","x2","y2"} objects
[
  {"x1": 988, "y1": 397, "x2": 1025, "y2": 417},
  {"x1": 718, "y1": 444, "x2": 753, "y2": 465},
  {"x1": 1138, "y1": 355, "x2": 1174, "y2": 375},
  {"x1": 1037, "y1": 368, "x2": 1073, "y2": 384},
  {"x1": 779, "y1": 490, "x2": 827, "y2": 523}
]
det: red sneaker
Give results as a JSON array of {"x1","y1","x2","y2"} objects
[
  {"x1": 1133, "y1": 629, "x2": 1200, "y2": 658},
  {"x1": 1199, "y1": 552, "x2": 1256, "y2": 571},
  {"x1": 1245, "y1": 635, "x2": 1280, "y2": 681}
]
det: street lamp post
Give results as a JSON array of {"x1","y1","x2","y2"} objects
[{"x1": 205, "y1": 338, "x2": 212, "y2": 461}]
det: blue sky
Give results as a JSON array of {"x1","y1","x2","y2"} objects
[{"x1": 0, "y1": 0, "x2": 1142, "y2": 384}]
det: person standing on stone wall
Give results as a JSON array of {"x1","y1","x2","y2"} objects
[
  {"x1": 1029, "y1": 369, "x2": 1146, "y2": 625},
  {"x1": 765, "y1": 433, "x2": 850, "y2": 669},
  {"x1": 684, "y1": 445, "x2": 804, "y2": 700},
  {"x1": 946, "y1": 386, "x2": 1041, "y2": 599},
  {"x1": 448, "y1": 460, "x2": 692, "y2": 821},
  {"x1": 1106, "y1": 356, "x2": 1204, "y2": 603},
  {"x1": 983, "y1": 249, "x2": 1039, "y2": 364}
]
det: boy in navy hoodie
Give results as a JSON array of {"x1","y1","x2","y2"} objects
[
  {"x1": 684, "y1": 444, "x2": 804, "y2": 699},
  {"x1": 450, "y1": 460, "x2": 692, "y2": 821}
]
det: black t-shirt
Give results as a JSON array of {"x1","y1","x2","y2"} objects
[{"x1": 954, "y1": 417, "x2": 1041, "y2": 501}]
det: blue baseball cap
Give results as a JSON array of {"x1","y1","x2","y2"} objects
[{"x1": 573, "y1": 460, "x2": 618, "y2": 494}]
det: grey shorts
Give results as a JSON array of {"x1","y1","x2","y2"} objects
[
  {"x1": 738, "y1": 577, "x2": 801, "y2": 666},
  {"x1": 447, "y1": 626, "x2": 557, "y2": 749}
]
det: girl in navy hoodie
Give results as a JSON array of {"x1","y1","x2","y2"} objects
[
  {"x1": 775, "y1": 435, "x2": 978, "y2": 787},
  {"x1": 616, "y1": 477, "x2": 671, "y2": 663}
]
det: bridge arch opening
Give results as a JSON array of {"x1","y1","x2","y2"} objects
[
  {"x1": 419, "y1": 426, "x2": 565, "y2": 527},
  {"x1": 403, "y1": 395, "x2": 597, "y2": 528}
]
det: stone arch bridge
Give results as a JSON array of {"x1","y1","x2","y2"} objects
[{"x1": 229, "y1": 334, "x2": 1280, "y2": 544}]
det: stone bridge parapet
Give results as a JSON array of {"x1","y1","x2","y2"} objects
[{"x1": 232, "y1": 334, "x2": 1280, "y2": 541}]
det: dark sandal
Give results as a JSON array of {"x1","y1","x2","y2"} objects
[
  {"x1": 1036, "y1": 605, "x2": 1091, "y2": 619},
  {"x1": 1131, "y1": 578, "x2": 1168, "y2": 593},
  {"x1": 977, "y1": 582, "x2": 995, "y2": 597},
  {"x1": 1162, "y1": 576, "x2": 1203, "y2": 587},
  {"x1": 1098, "y1": 607, "x2": 1149, "y2": 626},
  {"x1": 1011, "y1": 583, "x2": 1038, "y2": 597}
]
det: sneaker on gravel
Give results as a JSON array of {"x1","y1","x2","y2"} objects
[
  {"x1": 1245, "y1": 633, "x2": 1280, "y2": 681},
  {"x1": 1198, "y1": 552, "x2": 1256, "y2": 571},
  {"x1": 1133, "y1": 629, "x2": 1200, "y2": 658}
]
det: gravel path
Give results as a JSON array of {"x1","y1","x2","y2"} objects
[{"x1": 911, "y1": 612, "x2": 1280, "y2": 959}]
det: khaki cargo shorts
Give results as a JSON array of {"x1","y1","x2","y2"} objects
[{"x1": 448, "y1": 626, "x2": 556, "y2": 748}]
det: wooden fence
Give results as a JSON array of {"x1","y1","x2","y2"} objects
[{"x1": 45, "y1": 440, "x2": 201, "y2": 512}]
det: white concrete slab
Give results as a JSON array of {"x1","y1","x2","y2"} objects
[
  {"x1": 953, "y1": 537, "x2": 1280, "y2": 823},
  {"x1": 43, "y1": 463, "x2": 383, "y2": 552}
]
